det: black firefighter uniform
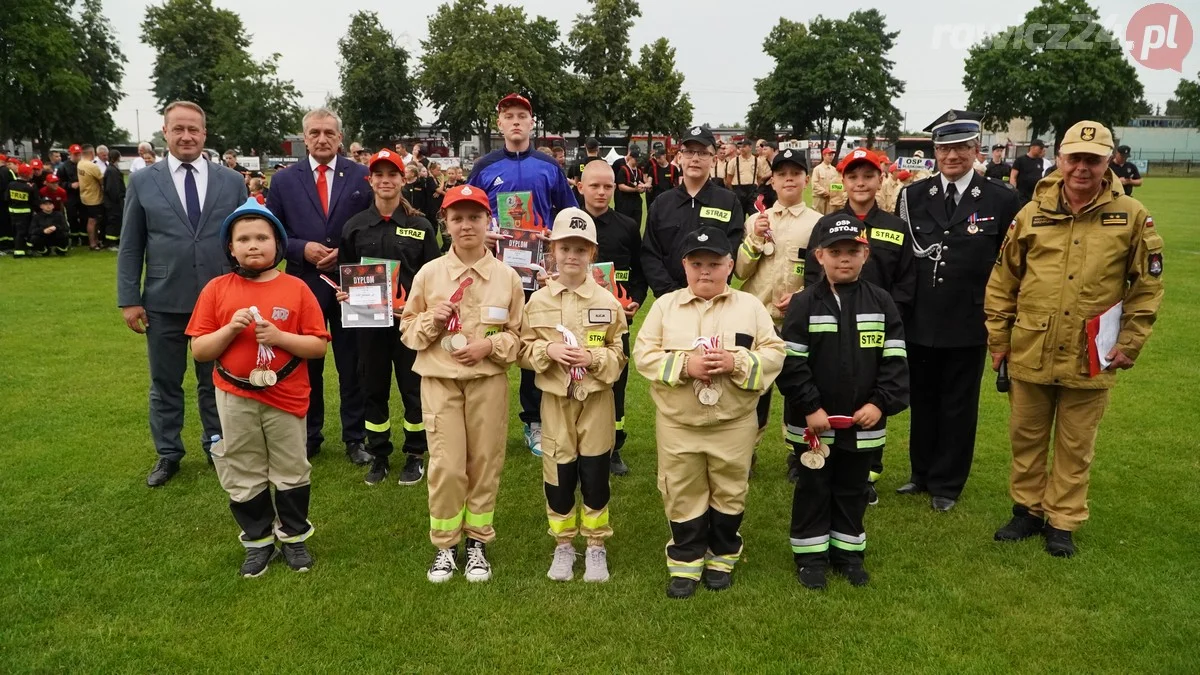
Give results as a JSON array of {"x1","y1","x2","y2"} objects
[
  {"x1": 896, "y1": 138, "x2": 1019, "y2": 502},
  {"x1": 985, "y1": 163, "x2": 1163, "y2": 532},
  {"x1": 633, "y1": 286, "x2": 785, "y2": 581},
  {"x1": 521, "y1": 275, "x2": 628, "y2": 544},
  {"x1": 339, "y1": 203, "x2": 443, "y2": 463},
  {"x1": 778, "y1": 275, "x2": 909, "y2": 567},
  {"x1": 8, "y1": 175, "x2": 37, "y2": 257}
]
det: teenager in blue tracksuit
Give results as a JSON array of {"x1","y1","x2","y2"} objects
[{"x1": 467, "y1": 93, "x2": 577, "y2": 457}]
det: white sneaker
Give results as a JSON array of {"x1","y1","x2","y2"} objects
[
  {"x1": 525, "y1": 423, "x2": 543, "y2": 457},
  {"x1": 427, "y1": 547, "x2": 457, "y2": 583},
  {"x1": 583, "y1": 545, "x2": 610, "y2": 583},
  {"x1": 464, "y1": 539, "x2": 492, "y2": 582},
  {"x1": 547, "y1": 543, "x2": 577, "y2": 581}
]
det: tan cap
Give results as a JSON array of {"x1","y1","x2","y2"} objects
[
  {"x1": 1058, "y1": 120, "x2": 1114, "y2": 157},
  {"x1": 549, "y1": 207, "x2": 597, "y2": 245}
]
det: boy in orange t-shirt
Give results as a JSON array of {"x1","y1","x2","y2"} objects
[{"x1": 186, "y1": 198, "x2": 330, "y2": 578}]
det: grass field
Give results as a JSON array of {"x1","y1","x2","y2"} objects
[{"x1": 2, "y1": 179, "x2": 1198, "y2": 673}]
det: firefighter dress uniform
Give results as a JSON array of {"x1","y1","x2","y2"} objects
[
  {"x1": 733, "y1": 148, "x2": 822, "y2": 443},
  {"x1": 895, "y1": 110, "x2": 1019, "y2": 510},
  {"x1": 778, "y1": 218, "x2": 909, "y2": 585},
  {"x1": 633, "y1": 227, "x2": 786, "y2": 597},
  {"x1": 520, "y1": 209, "x2": 628, "y2": 559},
  {"x1": 985, "y1": 121, "x2": 1163, "y2": 555},
  {"x1": 339, "y1": 150, "x2": 443, "y2": 481}
]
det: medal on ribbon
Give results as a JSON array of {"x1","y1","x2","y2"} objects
[
  {"x1": 799, "y1": 415, "x2": 854, "y2": 470},
  {"x1": 441, "y1": 276, "x2": 474, "y2": 352},
  {"x1": 754, "y1": 194, "x2": 775, "y2": 256},
  {"x1": 247, "y1": 306, "x2": 278, "y2": 387},
  {"x1": 556, "y1": 324, "x2": 589, "y2": 401},
  {"x1": 692, "y1": 335, "x2": 722, "y2": 405}
]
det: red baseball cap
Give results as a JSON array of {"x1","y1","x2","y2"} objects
[
  {"x1": 889, "y1": 162, "x2": 899, "y2": 174},
  {"x1": 441, "y1": 184, "x2": 492, "y2": 214},
  {"x1": 47, "y1": 174, "x2": 60, "y2": 184},
  {"x1": 821, "y1": 147, "x2": 836, "y2": 156},
  {"x1": 897, "y1": 170, "x2": 913, "y2": 182},
  {"x1": 837, "y1": 148, "x2": 882, "y2": 174},
  {"x1": 0, "y1": 154, "x2": 7, "y2": 162},
  {"x1": 30, "y1": 158, "x2": 43, "y2": 170},
  {"x1": 69, "y1": 144, "x2": 82, "y2": 154},
  {"x1": 368, "y1": 148, "x2": 405, "y2": 173},
  {"x1": 18, "y1": 163, "x2": 33, "y2": 178},
  {"x1": 497, "y1": 93, "x2": 532, "y2": 114}
]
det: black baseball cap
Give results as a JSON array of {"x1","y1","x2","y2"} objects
[
  {"x1": 816, "y1": 216, "x2": 870, "y2": 248},
  {"x1": 771, "y1": 147, "x2": 808, "y2": 173},
  {"x1": 1117, "y1": 144, "x2": 1131, "y2": 155},
  {"x1": 679, "y1": 125, "x2": 716, "y2": 148},
  {"x1": 628, "y1": 145, "x2": 642, "y2": 158},
  {"x1": 681, "y1": 226, "x2": 731, "y2": 257},
  {"x1": 736, "y1": 139, "x2": 750, "y2": 146}
]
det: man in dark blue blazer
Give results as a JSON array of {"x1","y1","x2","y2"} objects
[{"x1": 266, "y1": 108, "x2": 373, "y2": 464}]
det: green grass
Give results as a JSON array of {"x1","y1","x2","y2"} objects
[{"x1": 2, "y1": 179, "x2": 1198, "y2": 673}]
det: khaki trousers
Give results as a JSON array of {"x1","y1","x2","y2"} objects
[
  {"x1": 422, "y1": 374, "x2": 509, "y2": 548},
  {"x1": 657, "y1": 411, "x2": 757, "y2": 578},
  {"x1": 1008, "y1": 378, "x2": 1110, "y2": 531},
  {"x1": 541, "y1": 389, "x2": 616, "y2": 545}
]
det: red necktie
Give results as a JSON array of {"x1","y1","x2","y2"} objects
[{"x1": 316, "y1": 164, "x2": 329, "y2": 215}]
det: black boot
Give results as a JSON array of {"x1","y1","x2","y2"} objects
[
  {"x1": 1044, "y1": 526, "x2": 1076, "y2": 558},
  {"x1": 994, "y1": 505, "x2": 1046, "y2": 542}
]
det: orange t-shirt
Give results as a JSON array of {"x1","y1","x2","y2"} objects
[{"x1": 186, "y1": 273, "x2": 330, "y2": 418}]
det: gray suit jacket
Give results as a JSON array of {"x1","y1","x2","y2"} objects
[{"x1": 117, "y1": 158, "x2": 248, "y2": 313}]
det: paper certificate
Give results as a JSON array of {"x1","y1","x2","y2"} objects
[
  {"x1": 496, "y1": 227, "x2": 544, "y2": 291},
  {"x1": 339, "y1": 263, "x2": 393, "y2": 328}
]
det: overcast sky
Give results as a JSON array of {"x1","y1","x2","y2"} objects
[{"x1": 105, "y1": 0, "x2": 1198, "y2": 143}]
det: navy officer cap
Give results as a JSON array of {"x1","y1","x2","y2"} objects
[{"x1": 924, "y1": 109, "x2": 982, "y2": 145}]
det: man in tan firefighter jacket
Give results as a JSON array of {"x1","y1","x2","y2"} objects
[
  {"x1": 985, "y1": 120, "x2": 1164, "y2": 558},
  {"x1": 811, "y1": 148, "x2": 846, "y2": 215}
]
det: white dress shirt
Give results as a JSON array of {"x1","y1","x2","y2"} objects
[
  {"x1": 129, "y1": 157, "x2": 149, "y2": 174},
  {"x1": 167, "y1": 153, "x2": 210, "y2": 219},
  {"x1": 308, "y1": 155, "x2": 335, "y2": 207},
  {"x1": 940, "y1": 171, "x2": 974, "y2": 206}
]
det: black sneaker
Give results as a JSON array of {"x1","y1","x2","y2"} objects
[
  {"x1": 1044, "y1": 526, "x2": 1076, "y2": 558},
  {"x1": 866, "y1": 483, "x2": 879, "y2": 506},
  {"x1": 345, "y1": 441, "x2": 372, "y2": 466},
  {"x1": 364, "y1": 457, "x2": 389, "y2": 485},
  {"x1": 464, "y1": 539, "x2": 492, "y2": 582},
  {"x1": 832, "y1": 563, "x2": 870, "y2": 586},
  {"x1": 796, "y1": 565, "x2": 827, "y2": 590},
  {"x1": 610, "y1": 449, "x2": 629, "y2": 476},
  {"x1": 280, "y1": 541, "x2": 314, "y2": 572},
  {"x1": 427, "y1": 546, "x2": 458, "y2": 583},
  {"x1": 994, "y1": 506, "x2": 1045, "y2": 542},
  {"x1": 702, "y1": 569, "x2": 733, "y2": 591},
  {"x1": 666, "y1": 577, "x2": 698, "y2": 599},
  {"x1": 398, "y1": 454, "x2": 424, "y2": 486},
  {"x1": 240, "y1": 546, "x2": 277, "y2": 578}
]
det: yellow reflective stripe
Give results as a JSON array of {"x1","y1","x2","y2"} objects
[
  {"x1": 744, "y1": 351, "x2": 761, "y2": 390},
  {"x1": 657, "y1": 353, "x2": 678, "y2": 385},
  {"x1": 548, "y1": 509, "x2": 578, "y2": 534},
  {"x1": 365, "y1": 419, "x2": 391, "y2": 433},
  {"x1": 401, "y1": 419, "x2": 425, "y2": 432},
  {"x1": 614, "y1": 417, "x2": 625, "y2": 431},
  {"x1": 739, "y1": 241, "x2": 761, "y2": 260},
  {"x1": 580, "y1": 509, "x2": 609, "y2": 530},
  {"x1": 464, "y1": 509, "x2": 493, "y2": 528},
  {"x1": 430, "y1": 506, "x2": 465, "y2": 532},
  {"x1": 809, "y1": 324, "x2": 838, "y2": 333},
  {"x1": 868, "y1": 471, "x2": 882, "y2": 483},
  {"x1": 856, "y1": 322, "x2": 885, "y2": 331},
  {"x1": 882, "y1": 348, "x2": 907, "y2": 358},
  {"x1": 667, "y1": 559, "x2": 704, "y2": 580},
  {"x1": 276, "y1": 523, "x2": 315, "y2": 544}
]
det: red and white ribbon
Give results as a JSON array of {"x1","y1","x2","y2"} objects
[
  {"x1": 692, "y1": 335, "x2": 720, "y2": 352},
  {"x1": 248, "y1": 306, "x2": 275, "y2": 368},
  {"x1": 445, "y1": 277, "x2": 474, "y2": 333},
  {"x1": 555, "y1": 324, "x2": 586, "y2": 381},
  {"x1": 754, "y1": 194, "x2": 774, "y2": 242}
]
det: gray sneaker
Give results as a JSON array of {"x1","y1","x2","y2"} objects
[
  {"x1": 583, "y1": 545, "x2": 610, "y2": 583},
  {"x1": 547, "y1": 543, "x2": 576, "y2": 582},
  {"x1": 240, "y1": 546, "x2": 277, "y2": 578}
]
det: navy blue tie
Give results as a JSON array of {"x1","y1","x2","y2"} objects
[{"x1": 182, "y1": 163, "x2": 201, "y2": 229}]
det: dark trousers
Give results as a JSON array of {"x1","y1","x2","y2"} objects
[
  {"x1": 104, "y1": 199, "x2": 123, "y2": 245},
  {"x1": 733, "y1": 185, "x2": 757, "y2": 216},
  {"x1": 30, "y1": 227, "x2": 69, "y2": 253},
  {"x1": 66, "y1": 196, "x2": 85, "y2": 244},
  {"x1": 357, "y1": 323, "x2": 425, "y2": 459},
  {"x1": 304, "y1": 276, "x2": 366, "y2": 449},
  {"x1": 907, "y1": 344, "x2": 986, "y2": 499},
  {"x1": 518, "y1": 288, "x2": 542, "y2": 426},
  {"x1": 232, "y1": 485, "x2": 311, "y2": 544},
  {"x1": 613, "y1": 332, "x2": 630, "y2": 451},
  {"x1": 756, "y1": 384, "x2": 773, "y2": 430},
  {"x1": 10, "y1": 214, "x2": 30, "y2": 256},
  {"x1": 669, "y1": 508, "x2": 744, "y2": 569},
  {"x1": 0, "y1": 208, "x2": 11, "y2": 251},
  {"x1": 790, "y1": 446, "x2": 872, "y2": 567},
  {"x1": 145, "y1": 310, "x2": 222, "y2": 462}
]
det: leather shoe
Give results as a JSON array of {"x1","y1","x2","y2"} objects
[
  {"x1": 345, "y1": 441, "x2": 371, "y2": 465},
  {"x1": 146, "y1": 458, "x2": 180, "y2": 487},
  {"x1": 930, "y1": 496, "x2": 957, "y2": 512},
  {"x1": 896, "y1": 481, "x2": 926, "y2": 495}
]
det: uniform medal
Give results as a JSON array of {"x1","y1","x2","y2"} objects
[
  {"x1": 693, "y1": 336, "x2": 722, "y2": 405},
  {"x1": 754, "y1": 195, "x2": 775, "y2": 256},
  {"x1": 556, "y1": 324, "x2": 588, "y2": 401},
  {"x1": 800, "y1": 451, "x2": 825, "y2": 470},
  {"x1": 247, "y1": 306, "x2": 278, "y2": 388},
  {"x1": 442, "y1": 277, "x2": 474, "y2": 352}
]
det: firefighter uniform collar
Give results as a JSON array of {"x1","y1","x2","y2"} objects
[
  {"x1": 365, "y1": 202, "x2": 406, "y2": 226},
  {"x1": 445, "y1": 246, "x2": 495, "y2": 281},
  {"x1": 678, "y1": 285, "x2": 733, "y2": 305},
  {"x1": 547, "y1": 276, "x2": 597, "y2": 298},
  {"x1": 670, "y1": 179, "x2": 719, "y2": 205},
  {"x1": 772, "y1": 200, "x2": 808, "y2": 218},
  {"x1": 1036, "y1": 171, "x2": 1119, "y2": 216}
]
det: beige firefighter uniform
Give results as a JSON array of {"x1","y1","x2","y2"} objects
[
  {"x1": 401, "y1": 248, "x2": 525, "y2": 548},
  {"x1": 735, "y1": 201, "x2": 823, "y2": 325},
  {"x1": 521, "y1": 276, "x2": 628, "y2": 544},
  {"x1": 633, "y1": 287, "x2": 786, "y2": 579},
  {"x1": 726, "y1": 155, "x2": 771, "y2": 188},
  {"x1": 877, "y1": 173, "x2": 901, "y2": 213},
  {"x1": 810, "y1": 162, "x2": 846, "y2": 215},
  {"x1": 985, "y1": 170, "x2": 1163, "y2": 531}
]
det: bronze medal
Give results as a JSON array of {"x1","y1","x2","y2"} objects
[
  {"x1": 572, "y1": 382, "x2": 588, "y2": 402},
  {"x1": 761, "y1": 241, "x2": 775, "y2": 256},
  {"x1": 260, "y1": 369, "x2": 277, "y2": 386},
  {"x1": 800, "y1": 451, "x2": 825, "y2": 470},
  {"x1": 448, "y1": 333, "x2": 468, "y2": 351},
  {"x1": 698, "y1": 386, "x2": 720, "y2": 406}
]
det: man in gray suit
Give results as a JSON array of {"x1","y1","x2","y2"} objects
[{"x1": 118, "y1": 101, "x2": 249, "y2": 487}]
